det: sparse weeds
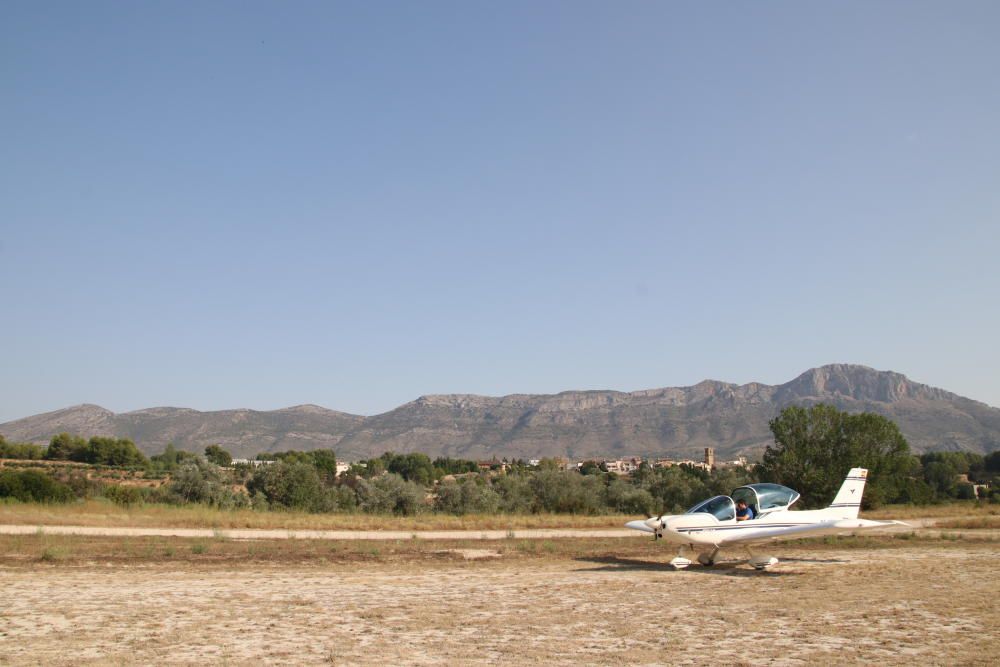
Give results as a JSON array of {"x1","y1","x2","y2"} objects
[
  {"x1": 39, "y1": 546, "x2": 66, "y2": 562},
  {"x1": 191, "y1": 542, "x2": 207, "y2": 554},
  {"x1": 933, "y1": 516, "x2": 1000, "y2": 529},
  {"x1": 516, "y1": 540, "x2": 537, "y2": 554}
]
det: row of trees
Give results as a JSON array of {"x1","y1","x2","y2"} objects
[
  {"x1": 0, "y1": 433, "x2": 150, "y2": 468},
  {"x1": 2, "y1": 405, "x2": 998, "y2": 513},
  {"x1": 174, "y1": 457, "x2": 754, "y2": 516}
]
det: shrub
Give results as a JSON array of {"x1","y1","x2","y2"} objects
[
  {"x1": 955, "y1": 483, "x2": 977, "y2": 500},
  {"x1": 355, "y1": 473, "x2": 426, "y2": 515},
  {"x1": 165, "y1": 459, "x2": 250, "y2": 509},
  {"x1": 103, "y1": 484, "x2": 143, "y2": 507},
  {"x1": 0, "y1": 469, "x2": 74, "y2": 503}
]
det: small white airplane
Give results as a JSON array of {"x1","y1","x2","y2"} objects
[{"x1": 626, "y1": 468, "x2": 906, "y2": 570}]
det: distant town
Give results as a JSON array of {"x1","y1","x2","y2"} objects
[{"x1": 231, "y1": 447, "x2": 750, "y2": 477}]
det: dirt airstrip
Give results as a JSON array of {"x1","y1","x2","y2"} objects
[{"x1": 0, "y1": 535, "x2": 996, "y2": 665}]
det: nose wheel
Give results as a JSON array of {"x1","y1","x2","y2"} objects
[{"x1": 669, "y1": 545, "x2": 693, "y2": 570}]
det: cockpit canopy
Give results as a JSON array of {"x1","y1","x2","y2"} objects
[
  {"x1": 684, "y1": 483, "x2": 800, "y2": 522},
  {"x1": 732, "y1": 483, "x2": 800, "y2": 515},
  {"x1": 685, "y1": 495, "x2": 735, "y2": 521}
]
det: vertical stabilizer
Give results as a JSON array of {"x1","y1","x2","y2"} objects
[{"x1": 829, "y1": 468, "x2": 868, "y2": 518}]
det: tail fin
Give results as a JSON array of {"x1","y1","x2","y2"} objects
[{"x1": 828, "y1": 468, "x2": 868, "y2": 518}]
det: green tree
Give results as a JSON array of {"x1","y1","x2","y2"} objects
[
  {"x1": 45, "y1": 433, "x2": 87, "y2": 461},
  {"x1": 644, "y1": 466, "x2": 709, "y2": 513},
  {"x1": 758, "y1": 405, "x2": 912, "y2": 508},
  {"x1": 529, "y1": 470, "x2": 604, "y2": 514},
  {"x1": 492, "y1": 472, "x2": 534, "y2": 513},
  {"x1": 432, "y1": 457, "x2": 479, "y2": 476},
  {"x1": 381, "y1": 452, "x2": 435, "y2": 485},
  {"x1": 150, "y1": 443, "x2": 196, "y2": 472},
  {"x1": 434, "y1": 478, "x2": 501, "y2": 515},
  {"x1": 605, "y1": 479, "x2": 657, "y2": 515},
  {"x1": 985, "y1": 450, "x2": 1000, "y2": 473},
  {"x1": 246, "y1": 462, "x2": 326, "y2": 511},
  {"x1": 204, "y1": 445, "x2": 232, "y2": 467},
  {"x1": 355, "y1": 473, "x2": 426, "y2": 515},
  {"x1": 309, "y1": 449, "x2": 338, "y2": 484},
  {"x1": 75, "y1": 437, "x2": 148, "y2": 467},
  {"x1": 922, "y1": 460, "x2": 959, "y2": 497},
  {"x1": 0, "y1": 438, "x2": 46, "y2": 460}
]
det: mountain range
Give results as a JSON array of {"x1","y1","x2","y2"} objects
[{"x1": 2, "y1": 364, "x2": 997, "y2": 461}]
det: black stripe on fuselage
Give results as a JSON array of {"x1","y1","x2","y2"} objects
[{"x1": 675, "y1": 523, "x2": 815, "y2": 533}]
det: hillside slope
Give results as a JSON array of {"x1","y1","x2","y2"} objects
[{"x1": 2, "y1": 365, "x2": 997, "y2": 460}]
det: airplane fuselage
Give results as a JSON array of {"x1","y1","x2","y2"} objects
[{"x1": 650, "y1": 507, "x2": 889, "y2": 547}]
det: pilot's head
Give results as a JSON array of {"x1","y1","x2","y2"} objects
[{"x1": 736, "y1": 500, "x2": 747, "y2": 507}]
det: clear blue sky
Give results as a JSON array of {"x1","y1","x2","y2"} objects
[{"x1": 2, "y1": 1, "x2": 998, "y2": 422}]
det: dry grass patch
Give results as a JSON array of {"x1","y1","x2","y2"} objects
[
  {"x1": 864, "y1": 501, "x2": 997, "y2": 520},
  {"x1": 0, "y1": 499, "x2": 630, "y2": 530},
  {"x1": 932, "y1": 515, "x2": 1000, "y2": 529},
  {"x1": 0, "y1": 530, "x2": 986, "y2": 570}
]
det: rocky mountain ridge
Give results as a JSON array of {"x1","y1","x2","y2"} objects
[{"x1": 2, "y1": 365, "x2": 997, "y2": 460}]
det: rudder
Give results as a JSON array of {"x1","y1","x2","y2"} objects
[{"x1": 829, "y1": 468, "x2": 868, "y2": 518}]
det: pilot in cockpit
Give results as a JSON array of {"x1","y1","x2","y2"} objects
[{"x1": 736, "y1": 499, "x2": 755, "y2": 521}]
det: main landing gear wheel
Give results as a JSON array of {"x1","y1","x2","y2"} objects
[
  {"x1": 745, "y1": 547, "x2": 779, "y2": 571},
  {"x1": 697, "y1": 547, "x2": 720, "y2": 567}
]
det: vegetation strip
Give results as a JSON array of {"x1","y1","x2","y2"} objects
[{"x1": 0, "y1": 524, "x2": 640, "y2": 540}]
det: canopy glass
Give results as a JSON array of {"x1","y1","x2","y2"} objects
[{"x1": 731, "y1": 483, "x2": 800, "y2": 514}]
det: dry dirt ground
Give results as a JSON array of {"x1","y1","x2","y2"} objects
[{"x1": 0, "y1": 537, "x2": 996, "y2": 666}]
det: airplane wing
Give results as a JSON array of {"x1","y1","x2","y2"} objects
[{"x1": 731, "y1": 518, "x2": 908, "y2": 545}]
